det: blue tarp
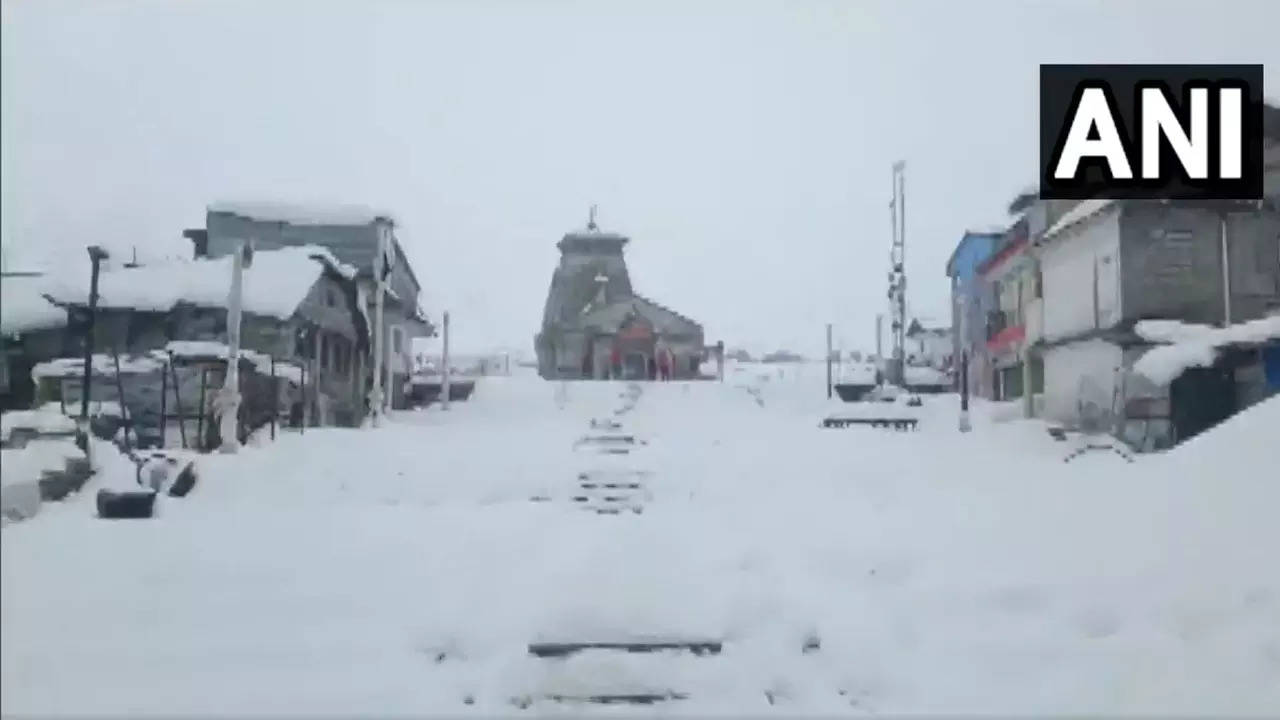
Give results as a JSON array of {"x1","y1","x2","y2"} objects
[{"x1": 1263, "y1": 344, "x2": 1280, "y2": 388}]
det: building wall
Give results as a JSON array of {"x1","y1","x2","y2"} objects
[
  {"x1": 947, "y1": 233, "x2": 998, "y2": 395},
  {"x1": 1265, "y1": 140, "x2": 1280, "y2": 201},
  {"x1": 1041, "y1": 206, "x2": 1122, "y2": 341},
  {"x1": 1, "y1": 327, "x2": 71, "y2": 410},
  {"x1": 1118, "y1": 202, "x2": 1280, "y2": 327},
  {"x1": 1224, "y1": 210, "x2": 1280, "y2": 320},
  {"x1": 206, "y1": 212, "x2": 421, "y2": 313},
  {"x1": 1042, "y1": 338, "x2": 1123, "y2": 426}
]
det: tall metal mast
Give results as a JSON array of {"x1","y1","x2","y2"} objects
[{"x1": 887, "y1": 161, "x2": 907, "y2": 385}]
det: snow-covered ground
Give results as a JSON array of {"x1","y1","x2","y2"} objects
[{"x1": 3, "y1": 362, "x2": 1278, "y2": 715}]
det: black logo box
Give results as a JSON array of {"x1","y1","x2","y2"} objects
[{"x1": 1040, "y1": 64, "x2": 1264, "y2": 200}]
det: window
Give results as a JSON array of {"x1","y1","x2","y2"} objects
[
  {"x1": 392, "y1": 326, "x2": 403, "y2": 354},
  {"x1": 326, "y1": 288, "x2": 337, "y2": 308},
  {"x1": 320, "y1": 334, "x2": 330, "y2": 370}
]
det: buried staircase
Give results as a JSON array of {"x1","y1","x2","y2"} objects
[{"x1": 453, "y1": 382, "x2": 869, "y2": 709}]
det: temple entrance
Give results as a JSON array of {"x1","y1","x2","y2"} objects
[
  {"x1": 622, "y1": 352, "x2": 649, "y2": 380},
  {"x1": 615, "y1": 317, "x2": 656, "y2": 381}
]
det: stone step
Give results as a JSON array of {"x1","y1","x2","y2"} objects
[
  {"x1": 578, "y1": 481, "x2": 642, "y2": 490},
  {"x1": 527, "y1": 640, "x2": 722, "y2": 658},
  {"x1": 821, "y1": 416, "x2": 917, "y2": 430}
]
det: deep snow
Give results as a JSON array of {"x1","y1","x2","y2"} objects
[{"x1": 2, "y1": 363, "x2": 1277, "y2": 715}]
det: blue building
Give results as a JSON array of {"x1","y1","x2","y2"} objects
[{"x1": 944, "y1": 230, "x2": 1000, "y2": 395}]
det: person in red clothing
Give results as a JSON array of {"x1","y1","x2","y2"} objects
[
  {"x1": 610, "y1": 345, "x2": 621, "y2": 379},
  {"x1": 657, "y1": 343, "x2": 672, "y2": 381}
]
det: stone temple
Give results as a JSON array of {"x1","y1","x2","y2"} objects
[{"x1": 535, "y1": 212, "x2": 705, "y2": 380}]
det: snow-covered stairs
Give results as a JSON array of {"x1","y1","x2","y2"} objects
[{"x1": 572, "y1": 469, "x2": 652, "y2": 514}]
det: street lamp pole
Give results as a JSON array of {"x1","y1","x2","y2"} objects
[{"x1": 79, "y1": 246, "x2": 109, "y2": 464}]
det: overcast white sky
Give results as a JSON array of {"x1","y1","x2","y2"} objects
[{"x1": 3, "y1": 0, "x2": 1278, "y2": 355}]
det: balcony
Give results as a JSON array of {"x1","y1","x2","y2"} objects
[{"x1": 986, "y1": 311, "x2": 1025, "y2": 353}]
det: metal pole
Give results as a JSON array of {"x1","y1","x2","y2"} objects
[
  {"x1": 196, "y1": 368, "x2": 207, "y2": 451},
  {"x1": 79, "y1": 246, "x2": 107, "y2": 464},
  {"x1": 169, "y1": 353, "x2": 187, "y2": 449},
  {"x1": 825, "y1": 323, "x2": 833, "y2": 399},
  {"x1": 269, "y1": 354, "x2": 277, "y2": 441},
  {"x1": 218, "y1": 241, "x2": 246, "y2": 452},
  {"x1": 876, "y1": 313, "x2": 883, "y2": 362},
  {"x1": 299, "y1": 354, "x2": 307, "y2": 435},
  {"x1": 1220, "y1": 211, "x2": 1232, "y2": 327},
  {"x1": 159, "y1": 358, "x2": 168, "y2": 448},
  {"x1": 369, "y1": 225, "x2": 387, "y2": 427},
  {"x1": 959, "y1": 296, "x2": 971, "y2": 433},
  {"x1": 898, "y1": 165, "x2": 908, "y2": 385},
  {"x1": 441, "y1": 311, "x2": 451, "y2": 411}
]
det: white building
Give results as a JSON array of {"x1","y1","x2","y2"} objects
[
  {"x1": 904, "y1": 320, "x2": 952, "y2": 371},
  {"x1": 1035, "y1": 200, "x2": 1126, "y2": 429}
]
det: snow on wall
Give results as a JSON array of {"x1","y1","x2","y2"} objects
[
  {"x1": 1133, "y1": 315, "x2": 1280, "y2": 386},
  {"x1": 208, "y1": 201, "x2": 396, "y2": 227},
  {"x1": 43, "y1": 245, "x2": 353, "y2": 320},
  {"x1": 1042, "y1": 338, "x2": 1123, "y2": 424},
  {"x1": 1040, "y1": 206, "x2": 1122, "y2": 341},
  {"x1": 1044, "y1": 199, "x2": 1115, "y2": 241}
]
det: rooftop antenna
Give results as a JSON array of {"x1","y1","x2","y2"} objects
[{"x1": 587, "y1": 204, "x2": 599, "y2": 232}]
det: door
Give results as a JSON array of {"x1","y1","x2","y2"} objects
[{"x1": 1170, "y1": 366, "x2": 1236, "y2": 443}]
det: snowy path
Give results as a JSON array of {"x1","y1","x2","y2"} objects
[{"x1": 3, "y1": 367, "x2": 1279, "y2": 715}]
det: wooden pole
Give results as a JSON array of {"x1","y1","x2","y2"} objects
[
  {"x1": 299, "y1": 353, "x2": 307, "y2": 435},
  {"x1": 270, "y1": 354, "x2": 277, "y2": 441},
  {"x1": 196, "y1": 368, "x2": 208, "y2": 451},
  {"x1": 169, "y1": 352, "x2": 187, "y2": 449},
  {"x1": 370, "y1": 225, "x2": 388, "y2": 426},
  {"x1": 79, "y1": 246, "x2": 108, "y2": 463},
  {"x1": 160, "y1": 358, "x2": 168, "y2": 448},
  {"x1": 111, "y1": 345, "x2": 132, "y2": 454},
  {"x1": 441, "y1": 311, "x2": 451, "y2": 411},
  {"x1": 218, "y1": 240, "x2": 247, "y2": 452},
  {"x1": 826, "y1": 323, "x2": 833, "y2": 399}
]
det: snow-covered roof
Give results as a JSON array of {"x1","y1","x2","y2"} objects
[
  {"x1": 44, "y1": 245, "x2": 355, "y2": 320},
  {"x1": 31, "y1": 353, "x2": 166, "y2": 381},
  {"x1": 165, "y1": 341, "x2": 304, "y2": 385},
  {"x1": 208, "y1": 201, "x2": 397, "y2": 226},
  {"x1": 30, "y1": 344, "x2": 306, "y2": 386},
  {"x1": 1133, "y1": 315, "x2": 1280, "y2": 385},
  {"x1": 1041, "y1": 199, "x2": 1116, "y2": 243},
  {"x1": 1, "y1": 274, "x2": 68, "y2": 336}
]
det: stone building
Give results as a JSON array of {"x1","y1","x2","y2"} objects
[
  {"x1": 189, "y1": 202, "x2": 434, "y2": 409},
  {"x1": 535, "y1": 213, "x2": 705, "y2": 380},
  {"x1": 41, "y1": 245, "x2": 369, "y2": 444}
]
